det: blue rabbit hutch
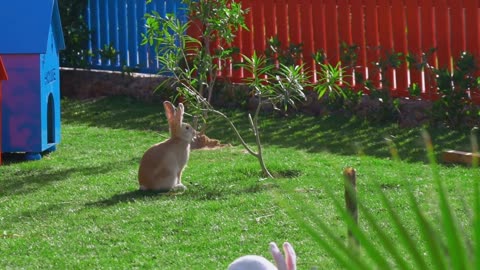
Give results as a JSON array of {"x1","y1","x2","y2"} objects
[
  {"x1": 0, "y1": 56, "x2": 8, "y2": 165},
  {"x1": 0, "y1": 0, "x2": 65, "y2": 160}
]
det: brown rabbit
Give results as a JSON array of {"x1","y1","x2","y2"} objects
[{"x1": 138, "y1": 101, "x2": 196, "y2": 191}]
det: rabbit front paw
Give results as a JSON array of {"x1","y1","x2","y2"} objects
[{"x1": 172, "y1": 184, "x2": 187, "y2": 192}]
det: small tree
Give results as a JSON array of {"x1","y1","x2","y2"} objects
[
  {"x1": 238, "y1": 53, "x2": 309, "y2": 177},
  {"x1": 143, "y1": 0, "x2": 247, "y2": 122},
  {"x1": 142, "y1": 1, "x2": 310, "y2": 178}
]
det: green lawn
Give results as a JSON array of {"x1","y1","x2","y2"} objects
[{"x1": 1, "y1": 96, "x2": 477, "y2": 269}]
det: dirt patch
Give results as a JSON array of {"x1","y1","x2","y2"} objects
[{"x1": 191, "y1": 134, "x2": 230, "y2": 150}]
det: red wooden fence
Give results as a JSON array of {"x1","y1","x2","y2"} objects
[{"x1": 190, "y1": 0, "x2": 480, "y2": 101}]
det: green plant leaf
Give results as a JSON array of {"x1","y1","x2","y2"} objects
[
  {"x1": 423, "y1": 131, "x2": 471, "y2": 270},
  {"x1": 322, "y1": 187, "x2": 391, "y2": 269},
  {"x1": 408, "y1": 191, "x2": 448, "y2": 270},
  {"x1": 436, "y1": 175, "x2": 470, "y2": 270},
  {"x1": 275, "y1": 192, "x2": 369, "y2": 270},
  {"x1": 379, "y1": 191, "x2": 430, "y2": 270},
  {"x1": 356, "y1": 195, "x2": 413, "y2": 270},
  {"x1": 475, "y1": 181, "x2": 480, "y2": 268}
]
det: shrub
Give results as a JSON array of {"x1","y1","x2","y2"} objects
[
  {"x1": 59, "y1": 0, "x2": 92, "y2": 68},
  {"x1": 432, "y1": 52, "x2": 480, "y2": 127}
]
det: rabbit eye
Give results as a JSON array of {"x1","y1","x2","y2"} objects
[{"x1": 186, "y1": 126, "x2": 190, "y2": 130}]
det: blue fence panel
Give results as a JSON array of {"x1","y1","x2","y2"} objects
[
  {"x1": 118, "y1": 0, "x2": 129, "y2": 68},
  {"x1": 86, "y1": 0, "x2": 185, "y2": 74},
  {"x1": 126, "y1": 0, "x2": 139, "y2": 69}
]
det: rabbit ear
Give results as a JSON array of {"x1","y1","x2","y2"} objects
[
  {"x1": 163, "y1": 101, "x2": 176, "y2": 126},
  {"x1": 283, "y1": 242, "x2": 296, "y2": 270},
  {"x1": 270, "y1": 242, "x2": 287, "y2": 270},
  {"x1": 176, "y1": 103, "x2": 184, "y2": 124}
]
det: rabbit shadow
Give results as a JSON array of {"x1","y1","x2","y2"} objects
[
  {"x1": 87, "y1": 180, "x2": 280, "y2": 207},
  {"x1": 86, "y1": 189, "x2": 171, "y2": 207}
]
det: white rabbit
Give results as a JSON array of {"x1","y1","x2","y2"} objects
[
  {"x1": 228, "y1": 242, "x2": 296, "y2": 270},
  {"x1": 138, "y1": 101, "x2": 196, "y2": 191}
]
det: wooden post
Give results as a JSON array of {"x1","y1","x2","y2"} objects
[{"x1": 343, "y1": 167, "x2": 359, "y2": 249}]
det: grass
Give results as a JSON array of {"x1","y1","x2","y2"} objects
[{"x1": 0, "y1": 96, "x2": 478, "y2": 269}]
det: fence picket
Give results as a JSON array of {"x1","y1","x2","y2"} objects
[
  {"x1": 377, "y1": 0, "x2": 395, "y2": 91},
  {"x1": 436, "y1": 0, "x2": 452, "y2": 71},
  {"x1": 126, "y1": 0, "x2": 138, "y2": 70},
  {"x1": 336, "y1": 0, "x2": 352, "y2": 86},
  {"x1": 232, "y1": 22, "x2": 244, "y2": 82},
  {"x1": 288, "y1": 0, "x2": 303, "y2": 67},
  {"x1": 449, "y1": 0, "x2": 466, "y2": 60},
  {"x1": 391, "y1": 0, "x2": 409, "y2": 96},
  {"x1": 420, "y1": 0, "x2": 437, "y2": 99},
  {"x1": 118, "y1": 0, "x2": 129, "y2": 69},
  {"x1": 242, "y1": 0, "x2": 254, "y2": 78},
  {"x1": 350, "y1": 0, "x2": 367, "y2": 90},
  {"x1": 300, "y1": 0, "x2": 314, "y2": 77},
  {"x1": 88, "y1": 0, "x2": 101, "y2": 65},
  {"x1": 110, "y1": 0, "x2": 120, "y2": 67},
  {"x1": 135, "y1": 0, "x2": 147, "y2": 69},
  {"x1": 144, "y1": 0, "x2": 157, "y2": 71},
  {"x1": 276, "y1": 0, "x2": 289, "y2": 50},
  {"x1": 324, "y1": 0, "x2": 339, "y2": 64},
  {"x1": 252, "y1": 1, "x2": 266, "y2": 55},
  {"x1": 465, "y1": 0, "x2": 480, "y2": 54},
  {"x1": 364, "y1": 0, "x2": 380, "y2": 89},
  {"x1": 100, "y1": 1, "x2": 110, "y2": 65},
  {"x1": 311, "y1": 0, "x2": 325, "y2": 54},
  {"x1": 264, "y1": 0, "x2": 277, "y2": 41},
  {"x1": 261, "y1": 0, "x2": 277, "y2": 79},
  {"x1": 337, "y1": 0, "x2": 350, "y2": 45},
  {"x1": 406, "y1": 0, "x2": 422, "y2": 95}
]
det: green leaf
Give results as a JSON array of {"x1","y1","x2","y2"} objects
[
  {"x1": 436, "y1": 175, "x2": 470, "y2": 270},
  {"x1": 275, "y1": 192, "x2": 369, "y2": 270},
  {"x1": 325, "y1": 187, "x2": 392, "y2": 269},
  {"x1": 408, "y1": 191, "x2": 448, "y2": 270},
  {"x1": 379, "y1": 189, "x2": 432, "y2": 270},
  {"x1": 423, "y1": 131, "x2": 470, "y2": 270},
  {"x1": 475, "y1": 181, "x2": 480, "y2": 267},
  {"x1": 357, "y1": 196, "x2": 413, "y2": 270}
]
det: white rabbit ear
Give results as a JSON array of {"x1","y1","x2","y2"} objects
[
  {"x1": 283, "y1": 242, "x2": 297, "y2": 270},
  {"x1": 176, "y1": 103, "x2": 184, "y2": 124},
  {"x1": 163, "y1": 101, "x2": 176, "y2": 126},
  {"x1": 270, "y1": 242, "x2": 287, "y2": 270}
]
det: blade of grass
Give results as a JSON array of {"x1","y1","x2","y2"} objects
[
  {"x1": 436, "y1": 167, "x2": 470, "y2": 270},
  {"x1": 470, "y1": 127, "x2": 480, "y2": 269},
  {"x1": 324, "y1": 187, "x2": 392, "y2": 269},
  {"x1": 387, "y1": 137, "x2": 445, "y2": 269},
  {"x1": 423, "y1": 130, "x2": 470, "y2": 270},
  {"x1": 291, "y1": 213, "x2": 361, "y2": 270},
  {"x1": 356, "y1": 197, "x2": 413, "y2": 270},
  {"x1": 408, "y1": 191, "x2": 448, "y2": 270},
  {"x1": 471, "y1": 128, "x2": 479, "y2": 268},
  {"x1": 379, "y1": 191, "x2": 430, "y2": 270},
  {"x1": 475, "y1": 181, "x2": 480, "y2": 268},
  {"x1": 374, "y1": 138, "x2": 426, "y2": 269}
]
